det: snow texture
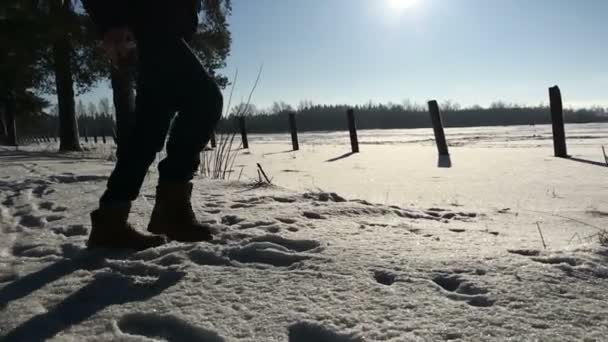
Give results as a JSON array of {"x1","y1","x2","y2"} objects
[{"x1": 1, "y1": 123, "x2": 607, "y2": 341}]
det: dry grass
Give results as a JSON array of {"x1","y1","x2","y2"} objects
[
  {"x1": 199, "y1": 132, "x2": 241, "y2": 180},
  {"x1": 198, "y1": 65, "x2": 263, "y2": 181},
  {"x1": 571, "y1": 228, "x2": 608, "y2": 247},
  {"x1": 599, "y1": 229, "x2": 608, "y2": 246}
]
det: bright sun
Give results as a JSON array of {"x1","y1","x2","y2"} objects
[{"x1": 386, "y1": 0, "x2": 417, "y2": 12}]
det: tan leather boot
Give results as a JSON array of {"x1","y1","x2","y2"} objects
[
  {"x1": 88, "y1": 205, "x2": 167, "y2": 250},
  {"x1": 147, "y1": 182, "x2": 213, "y2": 242}
]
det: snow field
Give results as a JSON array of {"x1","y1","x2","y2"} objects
[{"x1": 1, "y1": 123, "x2": 607, "y2": 341}]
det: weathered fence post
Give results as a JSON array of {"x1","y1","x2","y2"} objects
[
  {"x1": 101, "y1": 128, "x2": 107, "y2": 144},
  {"x1": 239, "y1": 116, "x2": 249, "y2": 149},
  {"x1": 427, "y1": 100, "x2": 450, "y2": 156},
  {"x1": 112, "y1": 126, "x2": 118, "y2": 145},
  {"x1": 93, "y1": 132, "x2": 98, "y2": 144},
  {"x1": 6, "y1": 93, "x2": 17, "y2": 146},
  {"x1": 0, "y1": 111, "x2": 6, "y2": 138},
  {"x1": 346, "y1": 109, "x2": 359, "y2": 153},
  {"x1": 288, "y1": 112, "x2": 299, "y2": 151},
  {"x1": 549, "y1": 86, "x2": 568, "y2": 158},
  {"x1": 83, "y1": 127, "x2": 88, "y2": 143},
  {"x1": 210, "y1": 131, "x2": 216, "y2": 148}
]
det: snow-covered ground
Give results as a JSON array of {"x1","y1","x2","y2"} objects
[{"x1": 1, "y1": 123, "x2": 607, "y2": 341}]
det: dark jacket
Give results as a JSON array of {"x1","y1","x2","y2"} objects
[{"x1": 81, "y1": 0, "x2": 199, "y2": 40}]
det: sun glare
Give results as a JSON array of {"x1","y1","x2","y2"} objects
[{"x1": 387, "y1": 0, "x2": 417, "y2": 12}]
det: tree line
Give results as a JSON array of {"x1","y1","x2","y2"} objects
[
  {"x1": 0, "y1": 0, "x2": 232, "y2": 149},
  {"x1": 8, "y1": 99, "x2": 608, "y2": 140},
  {"x1": 214, "y1": 101, "x2": 608, "y2": 134}
]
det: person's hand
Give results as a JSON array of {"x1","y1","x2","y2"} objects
[{"x1": 102, "y1": 27, "x2": 136, "y2": 66}]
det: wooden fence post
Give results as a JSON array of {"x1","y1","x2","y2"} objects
[
  {"x1": 288, "y1": 112, "x2": 299, "y2": 151},
  {"x1": 112, "y1": 126, "x2": 118, "y2": 145},
  {"x1": 239, "y1": 116, "x2": 249, "y2": 149},
  {"x1": 346, "y1": 109, "x2": 359, "y2": 153},
  {"x1": 83, "y1": 127, "x2": 88, "y2": 143},
  {"x1": 549, "y1": 86, "x2": 568, "y2": 158},
  {"x1": 93, "y1": 132, "x2": 98, "y2": 144},
  {"x1": 428, "y1": 100, "x2": 450, "y2": 156},
  {"x1": 6, "y1": 93, "x2": 17, "y2": 146},
  {"x1": 101, "y1": 128, "x2": 107, "y2": 144},
  {"x1": 210, "y1": 131, "x2": 216, "y2": 148}
]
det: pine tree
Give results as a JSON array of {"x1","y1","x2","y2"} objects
[{"x1": 0, "y1": 1, "x2": 51, "y2": 145}]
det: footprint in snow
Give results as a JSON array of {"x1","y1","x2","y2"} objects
[
  {"x1": 52, "y1": 224, "x2": 88, "y2": 237},
  {"x1": 508, "y1": 249, "x2": 541, "y2": 257},
  {"x1": 249, "y1": 235, "x2": 321, "y2": 253},
  {"x1": 271, "y1": 196, "x2": 297, "y2": 203},
  {"x1": 32, "y1": 185, "x2": 50, "y2": 198},
  {"x1": 18, "y1": 214, "x2": 47, "y2": 228},
  {"x1": 373, "y1": 270, "x2": 397, "y2": 286},
  {"x1": 532, "y1": 256, "x2": 583, "y2": 267},
  {"x1": 302, "y1": 211, "x2": 326, "y2": 220},
  {"x1": 227, "y1": 242, "x2": 311, "y2": 267},
  {"x1": 449, "y1": 228, "x2": 466, "y2": 233},
  {"x1": 276, "y1": 217, "x2": 297, "y2": 224},
  {"x1": 48, "y1": 174, "x2": 108, "y2": 184},
  {"x1": 118, "y1": 313, "x2": 226, "y2": 341},
  {"x1": 221, "y1": 215, "x2": 245, "y2": 226},
  {"x1": 232, "y1": 197, "x2": 264, "y2": 205},
  {"x1": 264, "y1": 225, "x2": 282, "y2": 233},
  {"x1": 230, "y1": 203, "x2": 255, "y2": 209},
  {"x1": 39, "y1": 201, "x2": 55, "y2": 210},
  {"x1": 432, "y1": 273, "x2": 495, "y2": 307},
  {"x1": 12, "y1": 243, "x2": 62, "y2": 258},
  {"x1": 237, "y1": 220, "x2": 275, "y2": 230},
  {"x1": 45, "y1": 214, "x2": 65, "y2": 223},
  {"x1": 288, "y1": 321, "x2": 363, "y2": 342},
  {"x1": 226, "y1": 235, "x2": 322, "y2": 267}
]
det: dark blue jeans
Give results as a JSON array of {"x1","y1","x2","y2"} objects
[{"x1": 100, "y1": 37, "x2": 223, "y2": 206}]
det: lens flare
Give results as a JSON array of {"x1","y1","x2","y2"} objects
[{"x1": 386, "y1": 0, "x2": 417, "y2": 12}]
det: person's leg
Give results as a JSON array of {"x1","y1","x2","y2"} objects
[
  {"x1": 147, "y1": 38, "x2": 223, "y2": 242},
  {"x1": 100, "y1": 41, "x2": 179, "y2": 206},
  {"x1": 158, "y1": 39, "x2": 223, "y2": 181},
  {"x1": 88, "y1": 38, "x2": 180, "y2": 249}
]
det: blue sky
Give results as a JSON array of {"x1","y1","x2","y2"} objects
[{"x1": 80, "y1": 0, "x2": 608, "y2": 111}]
